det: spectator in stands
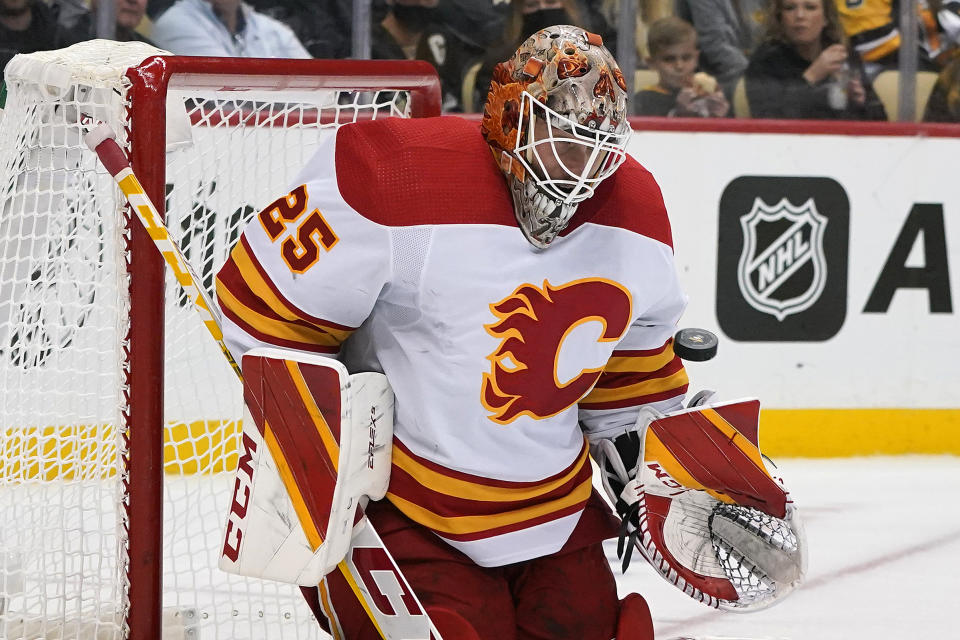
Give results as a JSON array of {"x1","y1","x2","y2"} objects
[
  {"x1": 371, "y1": 0, "x2": 442, "y2": 60},
  {"x1": 409, "y1": 0, "x2": 513, "y2": 111},
  {"x1": 632, "y1": 0, "x2": 676, "y2": 64},
  {"x1": 834, "y1": 0, "x2": 957, "y2": 80},
  {"x1": 675, "y1": 0, "x2": 767, "y2": 99},
  {"x1": 62, "y1": 0, "x2": 155, "y2": 45},
  {"x1": 364, "y1": 0, "x2": 460, "y2": 107},
  {"x1": 50, "y1": 0, "x2": 89, "y2": 31},
  {"x1": 921, "y1": 1, "x2": 960, "y2": 65},
  {"x1": 0, "y1": 0, "x2": 69, "y2": 73},
  {"x1": 147, "y1": 0, "x2": 176, "y2": 18},
  {"x1": 745, "y1": 0, "x2": 886, "y2": 120},
  {"x1": 248, "y1": 0, "x2": 352, "y2": 58},
  {"x1": 924, "y1": 51, "x2": 960, "y2": 120},
  {"x1": 636, "y1": 16, "x2": 728, "y2": 116},
  {"x1": 151, "y1": 0, "x2": 310, "y2": 57}
]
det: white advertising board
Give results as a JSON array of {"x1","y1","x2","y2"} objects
[
  {"x1": 3, "y1": 115, "x2": 956, "y2": 455},
  {"x1": 626, "y1": 127, "x2": 959, "y2": 409}
]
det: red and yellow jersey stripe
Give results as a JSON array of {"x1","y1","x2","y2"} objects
[
  {"x1": 385, "y1": 437, "x2": 594, "y2": 543},
  {"x1": 579, "y1": 338, "x2": 689, "y2": 410},
  {"x1": 216, "y1": 235, "x2": 355, "y2": 354}
]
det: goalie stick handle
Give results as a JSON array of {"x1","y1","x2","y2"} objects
[
  {"x1": 85, "y1": 125, "x2": 243, "y2": 381},
  {"x1": 84, "y1": 125, "x2": 442, "y2": 640}
]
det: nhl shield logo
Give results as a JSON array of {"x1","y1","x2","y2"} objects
[{"x1": 737, "y1": 197, "x2": 828, "y2": 321}]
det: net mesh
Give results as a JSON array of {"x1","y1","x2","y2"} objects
[
  {"x1": 0, "y1": 40, "x2": 417, "y2": 639},
  {"x1": 709, "y1": 503, "x2": 801, "y2": 608}
]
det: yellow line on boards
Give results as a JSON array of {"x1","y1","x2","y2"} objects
[
  {"x1": 2, "y1": 410, "x2": 958, "y2": 482},
  {"x1": 759, "y1": 409, "x2": 960, "y2": 457}
]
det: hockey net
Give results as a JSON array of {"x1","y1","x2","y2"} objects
[{"x1": 0, "y1": 40, "x2": 440, "y2": 639}]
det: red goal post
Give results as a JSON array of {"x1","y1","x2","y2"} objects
[
  {"x1": 125, "y1": 54, "x2": 440, "y2": 638},
  {"x1": 0, "y1": 41, "x2": 440, "y2": 639}
]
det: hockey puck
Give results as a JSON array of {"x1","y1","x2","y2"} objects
[{"x1": 673, "y1": 328, "x2": 718, "y2": 361}]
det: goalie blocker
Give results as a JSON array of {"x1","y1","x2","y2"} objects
[{"x1": 218, "y1": 348, "x2": 393, "y2": 584}]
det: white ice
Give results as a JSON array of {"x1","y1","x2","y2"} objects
[
  {"x1": 611, "y1": 456, "x2": 960, "y2": 640},
  {"x1": 7, "y1": 456, "x2": 955, "y2": 639}
]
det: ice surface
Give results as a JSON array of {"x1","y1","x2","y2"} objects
[{"x1": 612, "y1": 456, "x2": 960, "y2": 640}]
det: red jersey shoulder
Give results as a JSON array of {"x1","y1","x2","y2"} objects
[
  {"x1": 569, "y1": 155, "x2": 673, "y2": 250},
  {"x1": 334, "y1": 116, "x2": 515, "y2": 228}
]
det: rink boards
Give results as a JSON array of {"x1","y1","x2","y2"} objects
[
  {"x1": 1, "y1": 119, "x2": 958, "y2": 471},
  {"x1": 627, "y1": 119, "x2": 960, "y2": 456}
]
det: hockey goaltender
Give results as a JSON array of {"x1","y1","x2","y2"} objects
[{"x1": 213, "y1": 24, "x2": 808, "y2": 640}]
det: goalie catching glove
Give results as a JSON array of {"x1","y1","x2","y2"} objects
[{"x1": 591, "y1": 395, "x2": 807, "y2": 611}]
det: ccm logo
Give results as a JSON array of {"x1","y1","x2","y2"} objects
[
  {"x1": 646, "y1": 462, "x2": 683, "y2": 490},
  {"x1": 221, "y1": 432, "x2": 257, "y2": 563}
]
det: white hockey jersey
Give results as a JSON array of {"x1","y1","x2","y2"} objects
[{"x1": 216, "y1": 116, "x2": 689, "y2": 567}]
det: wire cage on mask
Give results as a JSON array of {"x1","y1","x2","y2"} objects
[{"x1": 513, "y1": 91, "x2": 631, "y2": 204}]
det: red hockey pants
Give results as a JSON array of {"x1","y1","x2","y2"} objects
[{"x1": 301, "y1": 498, "x2": 654, "y2": 639}]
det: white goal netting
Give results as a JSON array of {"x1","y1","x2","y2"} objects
[{"x1": 0, "y1": 40, "x2": 435, "y2": 639}]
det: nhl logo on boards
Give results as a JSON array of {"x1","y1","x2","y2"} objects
[
  {"x1": 716, "y1": 176, "x2": 849, "y2": 341},
  {"x1": 737, "y1": 197, "x2": 827, "y2": 321}
]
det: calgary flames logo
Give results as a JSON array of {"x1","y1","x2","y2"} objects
[{"x1": 481, "y1": 278, "x2": 632, "y2": 424}]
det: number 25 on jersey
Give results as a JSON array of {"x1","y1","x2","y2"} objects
[{"x1": 257, "y1": 184, "x2": 338, "y2": 273}]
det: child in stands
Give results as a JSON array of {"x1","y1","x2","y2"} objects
[{"x1": 636, "y1": 16, "x2": 729, "y2": 117}]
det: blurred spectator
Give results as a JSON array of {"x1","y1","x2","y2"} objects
[
  {"x1": 921, "y1": 1, "x2": 960, "y2": 64},
  {"x1": 923, "y1": 50, "x2": 960, "y2": 120},
  {"x1": 636, "y1": 15, "x2": 728, "y2": 116},
  {"x1": 248, "y1": 0, "x2": 352, "y2": 58},
  {"x1": 632, "y1": 0, "x2": 675, "y2": 63},
  {"x1": 675, "y1": 0, "x2": 767, "y2": 98},
  {"x1": 746, "y1": 0, "x2": 886, "y2": 120},
  {"x1": 436, "y1": 0, "x2": 514, "y2": 54},
  {"x1": 51, "y1": 0, "x2": 89, "y2": 30},
  {"x1": 369, "y1": 0, "x2": 514, "y2": 111},
  {"x1": 244, "y1": 0, "x2": 507, "y2": 111},
  {"x1": 1, "y1": 0, "x2": 69, "y2": 73},
  {"x1": 373, "y1": 0, "x2": 440, "y2": 60},
  {"x1": 410, "y1": 0, "x2": 512, "y2": 111},
  {"x1": 835, "y1": 0, "x2": 943, "y2": 79},
  {"x1": 357, "y1": 0, "x2": 458, "y2": 108},
  {"x1": 248, "y1": 0, "x2": 511, "y2": 67},
  {"x1": 472, "y1": 0, "x2": 592, "y2": 111},
  {"x1": 147, "y1": 0, "x2": 175, "y2": 17},
  {"x1": 62, "y1": 0, "x2": 155, "y2": 44},
  {"x1": 151, "y1": 0, "x2": 310, "y2": 57}
]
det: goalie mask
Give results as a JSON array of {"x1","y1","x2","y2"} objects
[{"x1": 481, "y1": 25, "x2": 632, "y2": 249}]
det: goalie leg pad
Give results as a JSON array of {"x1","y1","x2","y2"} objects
[{"x1": 218, "y1": 348, "x2": 394, "y2": 585}]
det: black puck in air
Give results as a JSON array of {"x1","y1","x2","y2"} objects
[{"x1": 673, "y1": 328, "x2": 718, "y2": 361}]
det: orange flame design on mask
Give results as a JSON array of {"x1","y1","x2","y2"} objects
[
  {"x1": 555, "y1": 42, "x2": 590, "y2": 79},
  {"x1": 481, "y1": 279, "x2": 632, "y2": 425},
  {"x1": 481, "y1": 79, "x2": 526, "y2": 160}
]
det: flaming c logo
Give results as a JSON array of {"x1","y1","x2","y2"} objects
[{"x1": 481, "y1": 278, "x2": 632, "y2": 424}]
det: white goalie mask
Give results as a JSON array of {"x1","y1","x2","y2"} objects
[{"x1": 482, "y1": 25, "x2": 632, "y2": 249}]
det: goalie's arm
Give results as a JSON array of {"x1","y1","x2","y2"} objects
[
  {"x1": 578, "y1": 255, "x2": 690, "y2": 444},
  {"x1": 214, "y1": 132, "x2": 391, "y2": 364}
]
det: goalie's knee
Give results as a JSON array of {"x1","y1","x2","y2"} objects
[
  {"x1": 427, "y1": 607, "x2": 483, "y2": 640},
  {"x1": 616, "y1": 593, "x2": 654, "y2": 640}
]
